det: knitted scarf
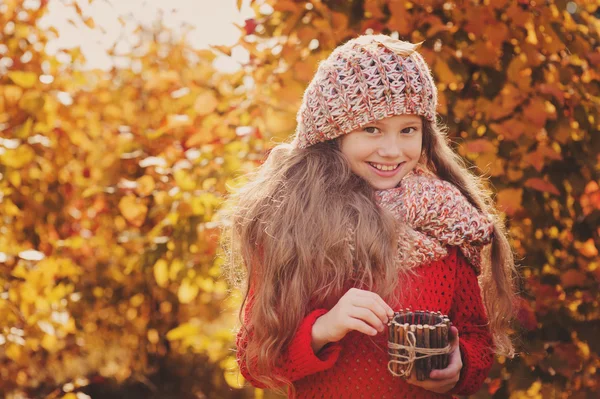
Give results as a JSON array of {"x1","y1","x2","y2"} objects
[{"x1": 374, "y1": 164, "x2": 494, "y2": 275}]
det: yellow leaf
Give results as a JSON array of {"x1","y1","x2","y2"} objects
[
  {"x1": 41, "y1": 334, "x2": 59, "y2": 352},
  {"x1": 8, "y1": 170, "x2": 21, "y2": 188},
  {"x1": 197, "y1": 276, "x2": 214, "y2": 293},
  {"x1": 84, "y1": 17, "x2": 95, "y2": 29},
  {"x1": 178, "y1": 278, "x2": 199, "y2": 304},
  {"x1": 166, "y1": 114, "x2": 192, "y2": 129},
  {"x1": 82, "y1": 186, "x2": 103, "y2": 198},
  {"x1": 214, "y1": 280, "x2": 227, "y2": 295},
  {"x1": 148, "y1": 329, "x2": 159, "y2": 344},
  {"x1": 166, "y1": 322, "x2": 200, "y2": 341},
  {"x1": 265, "y1": 106, "x2": 295, "y2": 137},
  {"x1": 577, "y1": 341, "x2": 590, "y2": 359},
  {"x1": 6, "y1": 343, "x2": 22, "y2": 361},
  {"x1": 15, "y1": 118, "x2": 33, "y2": 138},
  {"x1": 11, "y1": 262, "x2": 28, "y2": 279},
  {"x1": 154, "y1": 259, "x2": 169, "y2": 288},
  {"x1": 7, "y1": 71, "x2": 37, "y2": 88},
  {"x1": 61, "y1": 394, "x2": 78, "y2": 399},
  {"x1": 1, "y1": 145, "x2": 35, "y2": 169},
  {"x1": 135, "y1": 175, "x2": 155, "y2": 197},
  {"x1": 118, "y1": 195, "x2": 148, "y2": 227},
  {"x1": 19, "y1": 91, "x2": 45, "y2": 115},
  {"x1": 174, "y1": 169, "x2": 196, "y2": 191},
  {"x1": 4, "y1": 199, "x2": 21, "y2": 216},
  {"x1": 169, "y1": 258, "x2": 184, "y2": 281},
  {"x1": 194, "y1": 91, "x2": 218, "y2": 116},
  {"x1": 223, "y1": 355, "x2": 244, "y2": 388},
  {"x1": 3, "y1": 85, "x2": 23, "y2": 104}
]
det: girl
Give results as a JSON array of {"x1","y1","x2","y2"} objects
[{"x1": 222, "y1": 35, "x2": 518, "y2": 398}]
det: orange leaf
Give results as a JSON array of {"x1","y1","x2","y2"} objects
[
  {"x1": 194, "y1": 91, "x2": 218, "y2": 116},
  {"x1": 524, "y1": 178, "x2": 560, "y2": 195},
  {"x1": 465, "y1": 40, "x2": 500, "y2": 67},
  {"x1": 488, "y1": 84, "x2": 528, "y2": 120},
  {"x1": 210, "y1": 45, "x2": 232, "y2": 57},
  {"x1": 464, "y1": 139, "x2": 496, "y2": 154},
  {"x1": 118, "y1": 195, "x2": 148, "y2": 227},
  {"x1": 84, "y1": 17, "x2": 95, "y2": 29},
  {"x1": 580, "y1": 181, "x2": 600, "y2": 216},
  {"x1": 135, "y1": 175, "x2": 155, "y2": 197},
  {"x1": 434, "y1": 59, "x2": 456, "y2": 85},
  {"x1": 387, "y1": 1, "x2": 413, "y2": 35},
  {"x1": 560, "y1": 269, "x2": 587, "y2": 288},
  {"x1": 489, "y1": 118, "x2": 527, "y2": 141},
  {"x1": 522, "y1": 144, "x2": 562, "y2": 172},
  {"x1": 496, "y1": 188, "x2": 523, "y2": 216},
  {"x1": 576, "y1": 239, "x2": 598, "y2": 258},
  {"x1": 522, "y1": 97, "x2": 549, "y2": 128}
]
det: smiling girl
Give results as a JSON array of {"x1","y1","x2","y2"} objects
[
  {"x1": 340, "y1": 114, "x2": 423, "y2": 190},
  {"x1": 222, "y1": 35, "x2": 518, "y2": 399}
]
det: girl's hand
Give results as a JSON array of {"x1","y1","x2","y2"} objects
[
  {"x1": 312, "y1": 288, "x2": 394, "y2": 350},
  {"x1": 406, "y1": 326, "x2": 463, "y2": 393}
]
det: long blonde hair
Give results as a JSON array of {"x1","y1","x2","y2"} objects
[
  {"x1": 421, "y1": 119, "x2": 518, "y2": 358},
  {"x1": 221, "y1": 118, "x2": 517, "y2": 395}
]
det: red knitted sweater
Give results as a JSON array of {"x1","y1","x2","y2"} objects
[{"x1": 236, "y1": 247, "x2": 494, "y2": 398}]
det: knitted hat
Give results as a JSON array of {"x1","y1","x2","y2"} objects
[{"x1": 292, "y1": 34, "x2": 438, "y2": 149}]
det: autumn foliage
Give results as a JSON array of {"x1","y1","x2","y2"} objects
[{"x1": 0, "y1": 0, "x2": 599, "y2": 398}]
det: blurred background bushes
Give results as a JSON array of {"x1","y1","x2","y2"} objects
[{"x1": 0, "y1": 0, "x2": 599, "y2": 398}]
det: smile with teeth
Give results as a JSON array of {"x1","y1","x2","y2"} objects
[{"x1": 368, "y1": 162, "x2": 402, "y2": 171}]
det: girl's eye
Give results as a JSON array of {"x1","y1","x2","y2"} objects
[
  {"x1": 364, "y1": 126, "x2": 379, "y2": 134},
  {"x1": 401, "y1": 127, "x2": 417, "y2": 134}
]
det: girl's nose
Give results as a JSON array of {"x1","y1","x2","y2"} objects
[{"x1": 377, "y1": 135, "x2": 402, "y2": 158}]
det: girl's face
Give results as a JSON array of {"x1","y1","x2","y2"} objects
[{"x1": 339, "y1": 114, "x2": 423, "y2": 190}]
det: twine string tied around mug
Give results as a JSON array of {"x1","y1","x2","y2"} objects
[{"x1": 387, "y1": 330, "x2": 452, "y2": 378}]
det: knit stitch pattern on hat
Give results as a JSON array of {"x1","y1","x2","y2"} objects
[
  {"x1": 293, "y1": 34, "x2": 438, "y2": 148},
  {"x1": 375, "y1": 164, "x2": 494, "y2": 275}
]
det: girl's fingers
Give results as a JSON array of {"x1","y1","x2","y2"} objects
[
  {"x1": 348, "y1": 317, "x2": 379, "y2": 336},
  {"x1": 355, "y1": 290, "x2": 395, "y2": 319},
  {"x1": 349, "y1": 306, "x2": 386, "y2": 331},
  {"x1": 449, "y1": 326, "x2": 460, "y2": 346},
  {"x1": 352, "y1": 294, "x2": 393, "y2": 325},
  {"x1": 428, "y1": 360, "x2": 461, "y2": 380},
  {"x1": 429, "y1": 333, "x2": 462, "y2": 380},
  {"x1": 407, "y1": 370, "x2": 457, "y2": 393},
  {"x1": 355, "y1": 298, "x2": 390, "y2": 326}
]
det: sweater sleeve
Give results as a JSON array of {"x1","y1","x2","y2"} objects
[
  {"x1": 235, "y1": 291, "x2": 342, "y2": 389},
  {"x1": 447, "y1": 248, "x2": 494, "y2": 396}
]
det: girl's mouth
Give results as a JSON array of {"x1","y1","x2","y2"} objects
[{"x1": 367, "y1": 162, "x2": 404, "y2": 177}]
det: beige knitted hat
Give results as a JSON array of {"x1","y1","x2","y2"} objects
[{"x1": 292, "y1": 34, "x2": 438, "y2": 149}]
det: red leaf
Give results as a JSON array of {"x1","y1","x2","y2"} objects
[
  {"x1": 244, "y1": 19, "x2": 257, "y2": 35},
  {"x1": 580, "y1": 181, "x2": 600, "y2": 216},
  {"x1": 586, "y1": 51, "x2": 600, "y2": 66},
  {"x1": 488, "y1": 378, "x2": 503, "y2": 395},
  {"x1": 516, "y1": 297, "x2": 537, "y2": 331}
]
